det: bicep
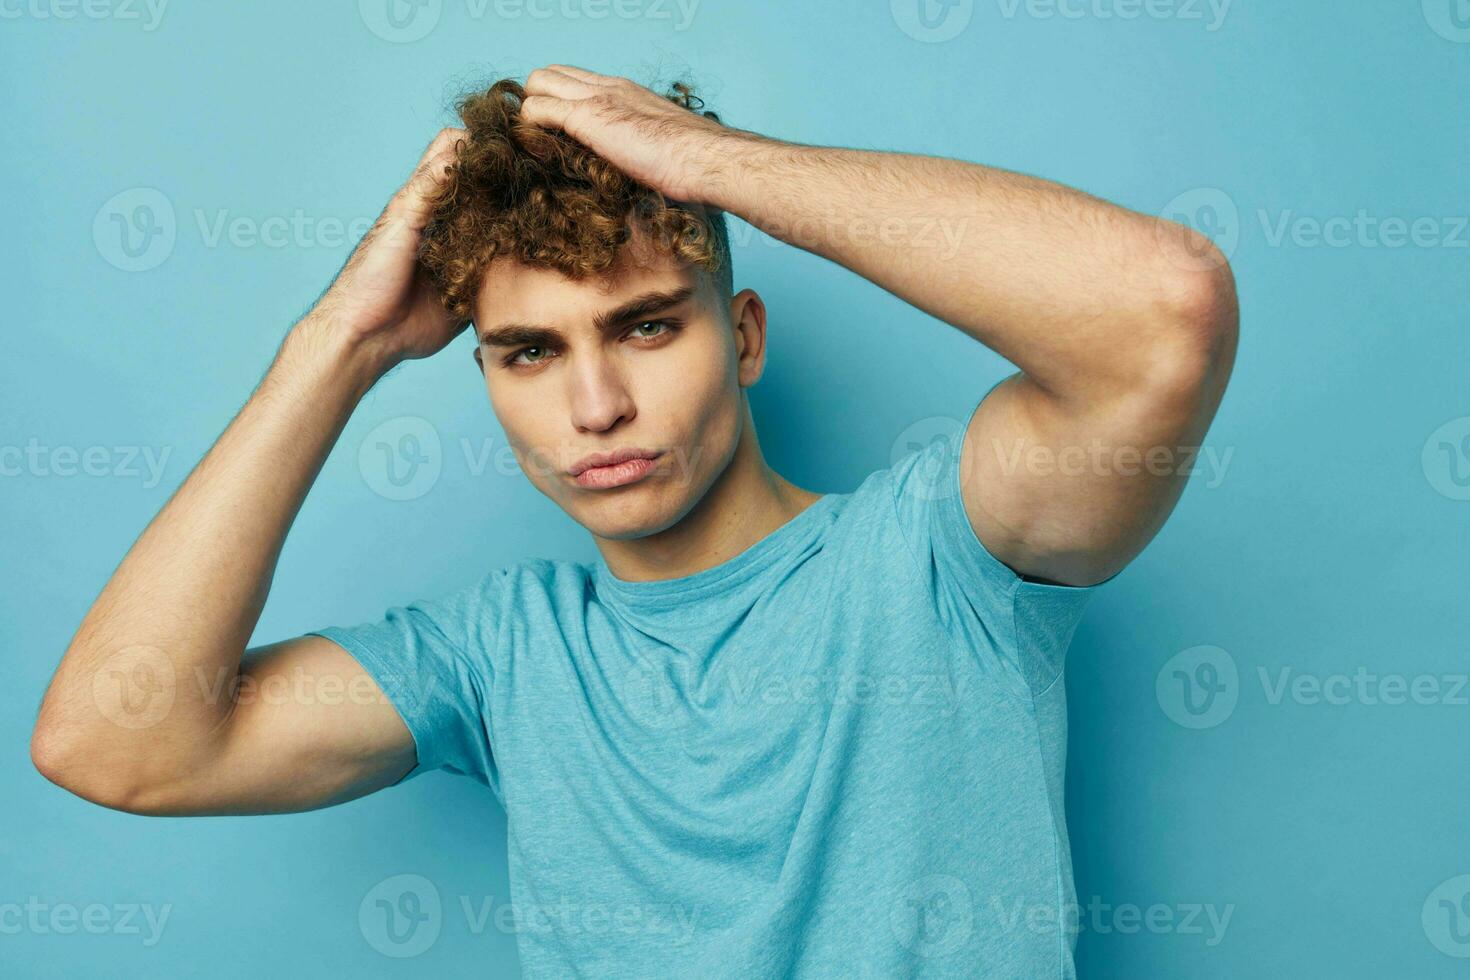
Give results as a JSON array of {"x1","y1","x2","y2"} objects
[
  {"x1": 961, "y1": 368, "x2": 1228, "y2": 587},
  {"x1": 161, "y1": 635, "x2": 416, "y2": 816}
]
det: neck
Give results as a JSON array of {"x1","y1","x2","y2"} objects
[{"x1": 592, "y1": 401, "x2": 822, "y2": 583}]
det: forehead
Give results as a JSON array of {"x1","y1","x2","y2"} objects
[{"x1": 471, "y1": 236, "x2": 712, "y2": 331}]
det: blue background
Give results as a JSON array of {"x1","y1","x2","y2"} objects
[{"x1": 4, "y1": 1, "x2": 1467, "y2": 976}]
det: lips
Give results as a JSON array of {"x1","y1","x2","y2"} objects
[
  {"x1": 573, "y1": 454, "x2": 661, "y2": 490},
  {"x1": 568, "y1": 447, "x2": 662, "y2": 477}
]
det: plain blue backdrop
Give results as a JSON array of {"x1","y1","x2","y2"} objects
[{"x1": 4, "y1": 1, "x2": 1468, "y2": 976}]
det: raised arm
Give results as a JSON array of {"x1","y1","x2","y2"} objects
[
  {"x1": 701, "y1": 147, "x2": 1239, "y2": 588},
  {"x1": 520, "y1": 65, "x2": 1238, "y2": 587},
  {"x1": 30, "y1": 128, "x2": 472, "y2": 815}
]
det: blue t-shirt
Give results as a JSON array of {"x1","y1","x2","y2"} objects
[{"x1": 312, "y1": 393, "x2": 1100, "y2": 977}]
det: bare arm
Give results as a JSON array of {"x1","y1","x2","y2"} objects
[
  {"x1": 31, "y1": 127, "x2": 472, "y2": 815},
  {"x1": 520, "y1": 66, "x2": 1238, "y2": 586},
  {"x1": 702, "y1": 145, "x2": 1239, "y2": 587}
]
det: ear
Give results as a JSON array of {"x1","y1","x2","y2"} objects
[{"x1": 729, "y1": 288, "x2": 768, "y2": 389}]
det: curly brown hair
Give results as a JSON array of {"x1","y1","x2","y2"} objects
[{"x1": 418, "y1": 78, "x2": 733, "y2": 323}]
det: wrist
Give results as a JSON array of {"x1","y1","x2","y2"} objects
[
  {"x1": 698, "y1": 130, "x2": 787, "y2": 214},
  {"x1": 280, "y1": 312, "x2": 398, "y2": 398}
]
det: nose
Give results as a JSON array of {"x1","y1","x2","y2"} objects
[{"x1": 568, "y1": 348, "x2": 636, "y2": 434}]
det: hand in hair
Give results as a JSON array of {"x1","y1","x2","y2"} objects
[
  {"x1": 519, "y1": 64, "x2": 761, "y2": 207},
  {"x1": 417, "y1": 73, "x2": 737, "y2": 323},
  {"x1": 308, "y1": 127, "x2": 473, "y2": 365}
]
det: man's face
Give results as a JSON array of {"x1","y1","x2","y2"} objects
[{"x1": 471, "y1": 239, "x2": 760, "y2": 541}]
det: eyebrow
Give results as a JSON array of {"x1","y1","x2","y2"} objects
[{"x1": 476, "y1": 285, "x2": 696, "y2": 349}]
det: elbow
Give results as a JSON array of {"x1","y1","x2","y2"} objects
[
  {"x1": 31, "y1": 719, "x2": 108, "y2": 806},
  {"x1": 30, "y1": 720, "x2": 97, "y2": 803},
  {"x1": 29, "y1": 719, "x2": 67, "y2": 787},
  {"x1": 30, "y1": 717, "x2": 161, "y2": 815},
  {"x1": 1141, "y1": 233, "x2": 1240, "y2": 405},
  {"x1": 1164, "y1": 228, "x2": 1239, "y2": 338}
]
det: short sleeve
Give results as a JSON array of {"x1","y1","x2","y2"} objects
[
  {"x1": 890, "y1": 386, "x2": 1105, "y2": 696},
  {"x1": 307, "y1": 572, "x2": 501, "y2": 788}
]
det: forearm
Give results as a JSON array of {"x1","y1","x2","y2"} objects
[
  {"x1": 33, "y1": 316, "x2": 389, "y2": 798},
  {"x1": 708, "y1": 139, "x2": 1235, "y2": 402}
]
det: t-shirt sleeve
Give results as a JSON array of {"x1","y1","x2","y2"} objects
[
  {"x1": 890, "y1": 386, "x2": 1105, "y2": 697},
  {"x1": 306, "y1": 572, "x2": 501, "y2": 788}
]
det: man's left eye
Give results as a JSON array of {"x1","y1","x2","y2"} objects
[{"x1": 630, "y1": 320, "x2": 674, "y2": 338}]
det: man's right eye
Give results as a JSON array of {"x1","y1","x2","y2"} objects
[{"x1": 505, "y1": 346, "x2": 553, "y2": 368}]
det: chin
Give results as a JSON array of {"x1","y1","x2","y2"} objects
[{"x1": 568, "y1": 481, "x2": 694, "y2": 541}]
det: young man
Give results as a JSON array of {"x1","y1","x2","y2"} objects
[{"x1": 32, "y1": 66, "x2": 1237, "y2": 977}]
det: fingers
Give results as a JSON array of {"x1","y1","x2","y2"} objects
[
  {"x1": 539, "y1": 63, "x2": 612, "y2": 86},
  {"x1": 412, "y1": 127, "x2": 468, "y2": 190},
  {"x1": 519, "y1": 94, "x2": 581, "y2": 134},
  {"x1": 389, "y1": 127, "x2": 468, "y2": 232},
  {"x1": 526, "y1": 66, "x2": 600, "y2": 101},
  {"x1": 523, "y1": 67, "x2": 606, "y2": 137}
]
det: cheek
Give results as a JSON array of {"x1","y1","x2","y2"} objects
[
  {"x1": 485, "y1": 381, "x2": 558, "y2": 483},
  {"x1": 656, "y1": 330, "x2": 742, "y2": 476},
  {"x1": 671, "y1": 324, "x2": 738, "y2": 398}
]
